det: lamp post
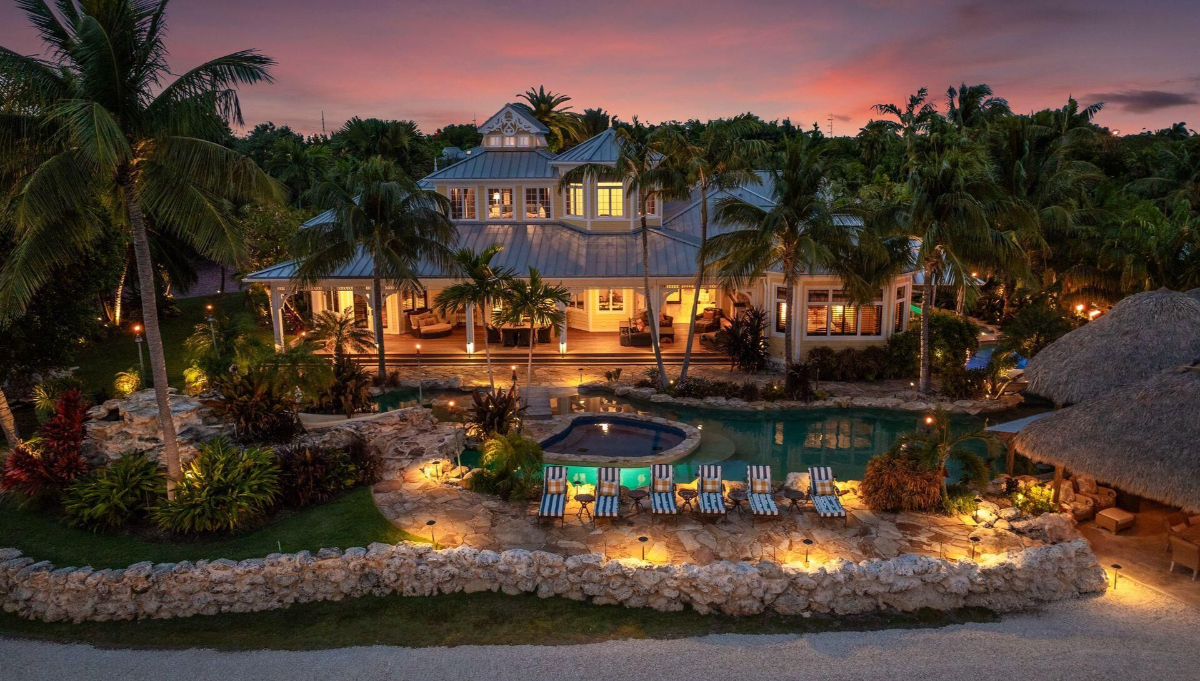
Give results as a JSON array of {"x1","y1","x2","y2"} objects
[
  {"x1": 133, "y1": 324, "x2": 145, "y2": 381},
  {"x1": 638, "y1": 535, "x2": 649, "y2": 561},
  {"x1": 415, "y1": 344, "x2": 423, "y2": 407},
  {"x1": 448, "y1": 400, "x2": 463, "y2": 471},
  {"x1": 426, "y1": 519, "x2": 437, "y2": 549},
  {"x1": 205, "y1": 303, "x2": 216, "y2": 346}
]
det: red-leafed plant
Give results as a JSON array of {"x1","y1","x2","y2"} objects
[{"x1": 1, "y1": 389, "x2": 90, "y2": 499}]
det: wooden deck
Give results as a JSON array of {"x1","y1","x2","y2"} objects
[{"x1": 316, "y1": 325, "x2": 723, "y2": 366}]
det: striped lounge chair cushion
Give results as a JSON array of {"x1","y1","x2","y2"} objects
[
  {"x1": 811, "y1": 493, "x2": 845, "y2": 518},
  {"x1": 698, "y1": 492, "x2": 725, "y2": 514},
  {"x1": 594, "y1": 494, "x2": 620, "y2": 518},
  {"x1": 651, "y1": 491, "x2": 677, "y2": 514},
  {"x1": 538, "y1": 492, "x2": 565, "y2": 518},
  {"x1": 748, "y1": 493, "x2": 778, "y2": 515}
]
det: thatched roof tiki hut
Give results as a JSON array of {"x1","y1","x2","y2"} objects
[
  {"x1": 1023, "y1": 289, "x2": 1200, "y2": 406},
  {"x1": 1014, "y1": 362, "x2": 1200, "y2": 513}
]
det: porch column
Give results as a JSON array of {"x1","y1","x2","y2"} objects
[
  {"x1": 465, "y1": 302, "x2": 476, "y2": 354},
  {"x1": 363, "y1": 286, "x2": 377, "y2": 334},
  {"x1": 556, "y1": 299, "x2": 568, "y2": 354},
  {"x1": 310, "y1": 288, "x2": 326, "y2": 316},
  {"x1": 269, "y1": 287, "x2": 285, "y2": 350}
]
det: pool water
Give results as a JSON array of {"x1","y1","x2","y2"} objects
[
  {"x1": 541, "y1": 416, "x2": 685, "y2": 458},
  {"x1": 375, "y1": 388, "x2": 421, "y2": 412},
  {"x1": 538, "y1": 394, "x2": 994, "y2": 488}
]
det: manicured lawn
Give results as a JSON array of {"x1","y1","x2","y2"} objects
[
  {"x1": 0, "y1": 591, "x2": 997, "y2": 650},
  {"x1": 0, "y1": 487, "x2": 420, "y2": 569},
  {"x1": 72, "y1": 293, "x2": 270, "y2": 397}
]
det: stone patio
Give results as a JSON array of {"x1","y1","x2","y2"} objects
[{"x1": 370, "y1": 411, "x2": 1046, "y2": 567}]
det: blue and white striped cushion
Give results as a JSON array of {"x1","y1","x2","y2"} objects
[
  {"x1": 594, "y1": 494, "x2": 620, "y2": 518},
  {"x1": 698, "y1": 492, "x2": 725, "y2": 514},
  {"x1": 811, "y1": 493, "x2": 845, "y2": 518},
  {"x1": 749, "y1": 493, "x2": 778, "y2": 516},
  {"x1": 539, "y1": 493, "x2": 565, "y2": 518},
  {"x1": 651, "y1": 492, "x2": 677, "y2": 514}
]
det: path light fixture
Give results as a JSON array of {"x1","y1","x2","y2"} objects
[
  {"x1": 133, "y1": 324, "x2": 145, "y2": 380},
  {"x1": 802, "y1": 538, "x2": 814, "y2": 565},
  {"x1": 205, "y1": 304, "x2": 216, "y2": 345},
  {"x1": 578, "y1": 368, "x2": 584, "y2": 386},
  {"x1": 1110, "y1": 564, "x2": 1122, "y2": 590},
  {"x1": 426, "y1": 519, "x2": 437, "y2": 548},
  {"x1": 969, "y1": 535, "x2": 981, "y2": 560},
  {"x1": 510, "y1": 365, "x2": 518, "y2": 386},
  {"x1": 638, "y1": 536, "x2": 648, "y2": 561}
]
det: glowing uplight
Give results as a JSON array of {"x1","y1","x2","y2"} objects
[
  {"x1": 925, "y1": 415, "x2": 934, "y2": 425},
  {"x1": 466, "y1": 341, "x2": 474, "y2": 354},
  {"x1": 599, "y1": 422, "x2": 610, "y2": 433},
  {"x1": 1075, "y1": 304, "x2": 1085, "y2": 312}
]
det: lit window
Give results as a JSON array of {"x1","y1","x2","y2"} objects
[
  {"x1": 502, "y1": 135, "x2": 516, "y2": 147},
  {"x1": 806, "y1": 290, "x2": 829, "y2": 336},
  {"x1": 568, "y1": 291, "x2": 585, "y2": 309},
  {"x1": 596, "y1": 183, "x2": 624, "y2": 217},
  {"x1": 894, "y1": 285, "x2": 907, "y2": 333},
  {"x1": 518, "y1": 135, "x2": 532, "y2": 147},
  {"x1": 484, "y1": 136, "x2": 500, "y2": 147},
  {"x1": 449, "y1": 188, "x2": 475, "y2": 220},
  {"x1": 774, "y1": 286, "x2": 789, "y2": 334},
  {"x1": 565, "y1": 184, "x2": 584, "y2": 217},
  {"x1": 487, "y1": 188, "x2": 513, "y2": 219},
  {"x1": 640, "y1": 193, "x2": 657, "y2": 217},
  {"x1": 830, "y1": 291, "x2": 858, "y2": 336},
  {"x1": 598, "y1": 288, "x2": 624, "y2": 312},
  {"x1": 525, "y1": 187, "x2": 550, "y2": 219}
]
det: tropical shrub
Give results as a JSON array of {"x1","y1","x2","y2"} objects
[
  {"x1": 184, "y1": 313, "x2": 266, "y2": 395},
  {"x1": 714, "y1": 307, "x2": 771, "y2": 373},
  {"x1": 783, "y1": 362, "x2": 818, "y2": 402},
  {"x1": 32, "y1": 376, "x2": 83, "y2": 422},
  {"x1": 943, "y1": 483, "x2": 980, "y2": 516},
  {"x1": 465, "y1": 431, "x2": 544, "y2": 502},
  {"x1": 999, "y1": 302, "x2": 1073, "y2": 359},
  {"x1": 603, "y1": 368, "x2": 622, "y2": 383},
  {"x1": 153, "y1": 438, "x2": 280, "y2": 534},
  {"x1": 885, "y1": 409, "x2": 999, "y2": 512},
  {"x1": 883, "y1": 310, "x2": 982, "y2": 380},
  {"x1": 859, "y1": 451, "x2": 944, "y2": 512},
  {"x1": 1012, "y1": 484, "x2": 1056, "y2": 515},
  {"x1": 343, "y1": 434, "x2": 380, "y2": 485},
  {"x1": 213, "y1": 370, "x2": 302, "y2": 444},
  {"x1": 311, "y1": 360, "x2": 374, "y2": 418},
  {"x1": 938, "y1": 366, "x2": 990, "y2": 399},
  {"x1": 112, "y1": 368, "x2": 142, "y2": 397},
  {"x1": 62, "y1": 453, "x2": 165, "y2": 531},
  {"x1": 1, "y1": 390, "x2": 91, "y2": 499},
  {"x1": 275, "y1": 443, "x2": 358, "y2": 507},
  {"x1": 469, "y1": 387, "x2": 524, "y2": 438}
]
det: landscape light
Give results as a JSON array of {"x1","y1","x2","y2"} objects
[
  {"x1": 1110, "y1": 563, "x2": 1123, "y2": 590},
  {"x1": 802, "y1": 538, "x2": 814, "y2": 564},
  {"x1": 426, "y1": 519, "x2": 437, "y2": 548},
  {"x1": 1075, "y1": 303, "x2": 1085, "y2": 312},
  {"x1": 638, "y1": 536, "x2": 649, "y2": 560}
]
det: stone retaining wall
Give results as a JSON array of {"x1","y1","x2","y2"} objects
[{"x1": 0, "y1": 540, "x2": 1106, "y2": 623}]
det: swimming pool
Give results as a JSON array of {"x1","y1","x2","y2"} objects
[{"x1": 541, "y1": 415, "x2": 686, "y2": 459}]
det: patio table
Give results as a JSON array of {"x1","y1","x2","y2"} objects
[
  {"x1": 574, "y1": 493, "x2": 595, "y2": 525},
  {"x1": 782, "y1": 488, "x2": 807, "y2": 514},
  {"x1": 627, "y1": 489, "x2": 649, "y2": 514},
  {"x1": 678, "y1": 488, "x2": 698, "y2": 512},
  {"x1": 727, "y1": 490, "x2": 747, "y2": 515}
]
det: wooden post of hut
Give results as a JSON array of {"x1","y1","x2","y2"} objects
[
  {"x1": 1005, "y1": 441, "x2": 1016, "y2": 477},
  {"x1": 1051, "y1": 465, "x2": 1063, "y2": 505}
]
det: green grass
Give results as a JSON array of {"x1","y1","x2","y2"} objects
[
  {"x1": 0, "y1": 487, "x2": 420, "y2": 569},
  {"x1": 72, "y1": 293, "x2": 270, "y2": 397},
  {"x1": 0, "y1": 591, "x2": 998, "y2": 650}
]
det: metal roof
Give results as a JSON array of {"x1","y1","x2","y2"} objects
[
  {"x1": 421, "y1": 149, "x2": 558, "y2": 182},
  {"x1": 244, "y1": 222, "x2": 702, "y2": 282},
  {"x1": 553, "y1": 128, "x2": 619, "y2": 164}
]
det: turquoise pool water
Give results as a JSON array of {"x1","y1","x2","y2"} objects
[{"x1": 375, "y1": 388, "x2": 421, "y2": 412}]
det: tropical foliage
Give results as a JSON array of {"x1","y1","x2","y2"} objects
[
  {"x1": 152, "y1": 438, "x2": 280, "y2": 534},
  {"x1": 63, "y1": 453, "x2": 164, "y2": 531},
  {"x1": 884, "y1": 410, "x2": 1001, "y2": 510},
  {"x1": 465, "y1": 431, "x2": 544, "y2": 502}
]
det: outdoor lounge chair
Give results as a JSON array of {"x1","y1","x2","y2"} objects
[
  {"x1": 538, "y1": 465, "x2": 567, "y2": 527},
  {"x1": 746, "y1": 465, "x2": 778, "y2": 517},
  {"x1": 1169, "y1": 536, "x2": 1200, "y2": 581},
  {"x1": 650, "y1": 464, "x2": 677, "y2": 518},
  {"x1": 808, "y1": 466, "x2": 847, "y2": 523},
  {"x1": 594, "y1": 467, "x2": 622, "y2": 521},
  {"x1": 696, "y1": 465, "x2": 726, "y2": 519}
]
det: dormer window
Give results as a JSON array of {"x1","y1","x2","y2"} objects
[
  {"x1": 596, "y1": 182, "x2": 624, "y2": 218},
  {"x1": 484, "y1": 136, "x2": 501, "y2": 148},
  {"x1": 488, "y1": 188, "x2": 514, "y2": 219},
  {"x1": 503, "y1": 136, "x2": 516, "y2": 148},
  {"x1": 518, "y1": 135, "x2": 532, "y2": 147}
]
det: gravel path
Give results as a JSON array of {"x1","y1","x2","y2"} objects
[{"x1": 5, "y1": 582, "x2": 1197, "y2": 681}]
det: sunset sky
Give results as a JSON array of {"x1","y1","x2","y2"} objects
[{"x1": 2, "y1": 0, "x2": 1198, "y2": 137}]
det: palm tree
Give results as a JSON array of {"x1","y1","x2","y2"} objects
[
  {"x1": 654, "y1": 116, "x2": 767, "y2": 383},
  {"x1": 495, "y1": 268, "x2": 569, "y2": 390},
  {"x1": 307, "y1": 310, "x2": 375, "y2": 366},
  {"x1": 0, "y1": 0, "x2": 280, "y2": 496},
  {"x1": 294, "y1": 157, "x2": 455, "y2": 376},
  {"x1": 266, "y1": 138, "x2": 332, "y2": 207},
  {"x1": 433, "y1": 245, "x2": 515, "y2": 389},
  {"x1": 876, "y1": 134, "x2": 1027, "y2": 393},
  {"x1": 872, "y1": 88, "x2": 939, "y2": 151},
  {"x1": 516, "y1": 86, "x2": 584, "y2": 152},
  {"x1": 707, "y1": 136, "x2": 872, "y2": 368},
  {"x1": 886, "y1": 409, "x2": 1001, "y2": 509},
  {"x1": 945, "y1": 83, "x2": 1010, "y2": 132},
  {"x1": 558, "y1": 126, "x2": 678, "y2": 388},
  {"x1": 330, "y1": 117, "x2": 428, "y2": 173},
  {"x1": 0, "y1": 386, "x2": 17, "y2": 446}
]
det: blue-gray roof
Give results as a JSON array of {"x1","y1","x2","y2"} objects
[
  {"x1": 662, "y1": 174, "x2": 859, "y2": 241},
  {"x1": 422, "y1": 149, "x2": 557, "y2": 182},
  {"x1": 553, "y1": 128, "x2": 619, "y2": 164},
  {"x1": 244, "y1": 222, "x2": 702, "y2": 282}
]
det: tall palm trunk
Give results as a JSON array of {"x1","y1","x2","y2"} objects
[
  {"x1": 122, "y1": 178, "x2": 183, "y2": 498},
  {"x1": 919, "y1": 262, "x2": 935, "y2": 394},
  {"x1": 112, "y1": 243, "x2": 132, "y2": 326},
  {"x1": 782, "y1": 271, "x2": 796, "y2": 368},
  {"x1": 640, "y1": 199, "x2": 668, "y2": 389},
  {"x1": 526, "y1": 319, "x2": 535, "y2": 389},
  {"x1": 679, "y1": 184, "x2": 708, "y2": 384},
  {"x1": 0, "y1": 387, "x2": 19, "y2": 446},
  {"x1": 481, "y1": 298, "x2": 495, "y2": 390},
  {"x1": 371, "y1": 262, "x2": 387, "y2": 377}
]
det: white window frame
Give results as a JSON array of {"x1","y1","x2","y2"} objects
[
  {"x1": 517, "y1": 134, "x2": 532, "y2": 147},
  {"x1": 639, "y1": 192, "x2": 658, "y2": 217},
  {"x1": 596, "y1": 182, "x2": 625, "y2": 218},
  {"x1": 597, "y1": 288, "x2": 626, "y2": 313},
  {"x1": 773, "y1": 286, "x2": 788, "y2": 337},
  {"x1": 487, "y1": 187, "x2": 515, "y2": 220},
  {"x1": 524, "y1": 187, "x2": 551, "y2": 219},
  {"x1": 565, "y1": 183, "x2": 584, "y2": 217},
  {"x1": 449, "y1": 187, "x2": 476, "y2": 220},
  {"x1": 805, "y1": 288, "x2": 886, "y2": 338}
]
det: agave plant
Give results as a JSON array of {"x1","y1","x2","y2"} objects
[{"x1": 469, "y1": 387, "x2": 525, "y2": 438}]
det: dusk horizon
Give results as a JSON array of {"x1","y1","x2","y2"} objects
[{"x1": 2, "y1": 0, "x2": 1198, "y2": 136}]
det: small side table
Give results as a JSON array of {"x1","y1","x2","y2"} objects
[
  {"x1": 728, "y1": 489, "x2": 747, "y2": 515},
  {"x1": 627, "y1": 489, "x2": 649, "y2": 515},
  {"x1": 574, "y1": 493, "x2": 595, "y2": 525},
  {"x1": 679, "y1": 488, "x2": 698, "y2": 512},
  {"x1": 782, "y1": 488, "x2": 807, "y2": 515}
]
